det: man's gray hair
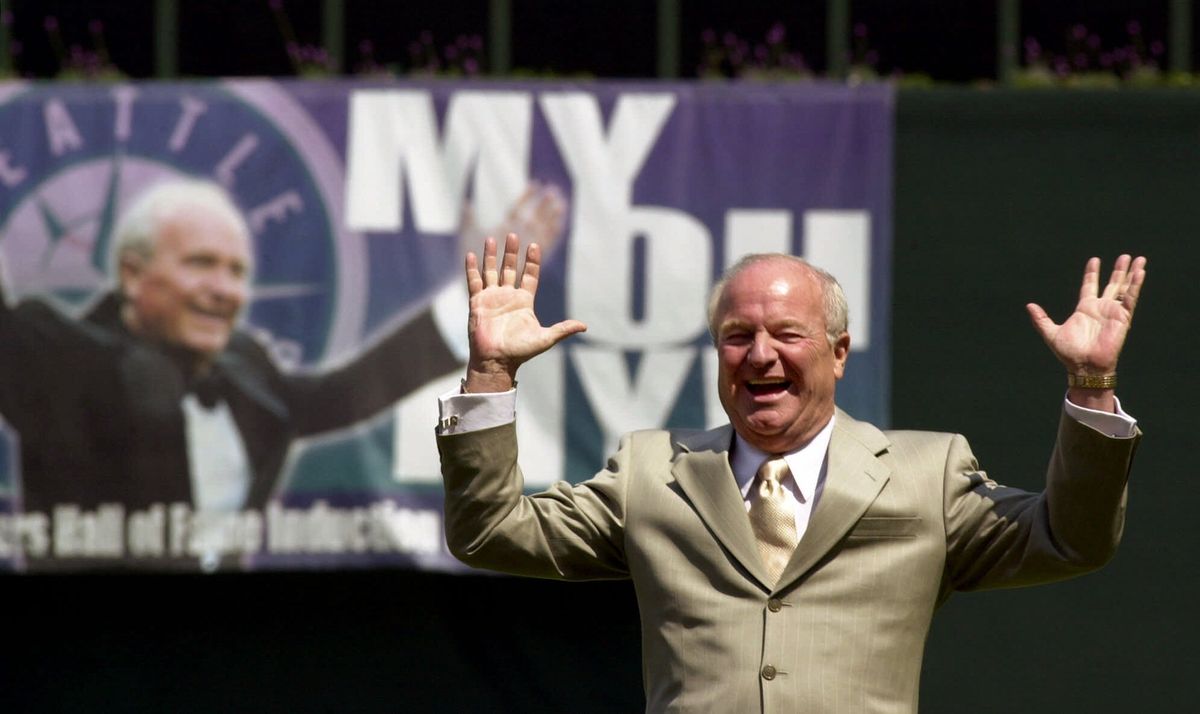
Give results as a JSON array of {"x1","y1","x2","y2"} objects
[
  {"x1": 707, "y1": 253, "x2": 849, "y2": 345},
  {"x1": 112, "y1": 178, "x2": 251, "y2": 270}
]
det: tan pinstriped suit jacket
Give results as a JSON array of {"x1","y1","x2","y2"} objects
[{"x1": 438, "y1": 408, "x2": 1139, "y2": 714}]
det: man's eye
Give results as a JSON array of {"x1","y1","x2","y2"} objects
[
  {"x1": 184, "y1": 255, "x2": 217, "y2": 269},
  {"x1": 721, "y1": 332, "x2": 751, "y2": 345}
]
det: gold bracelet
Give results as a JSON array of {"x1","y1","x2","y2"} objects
[{"x1": 1067, "y1": 373, "x2": 1117, "y2": 389}]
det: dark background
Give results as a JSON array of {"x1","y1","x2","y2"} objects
[
  {"x1": 894, "y1": 89, "x2": 1193, "y2": 714},
  {"x1": 0, "y1": 0, "x2": 1184, "y2": 82},
  {"x1": 3, "y1": 87, "x2": 1196, "y2": 713}
]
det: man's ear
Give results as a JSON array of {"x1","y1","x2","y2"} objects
[
  {"x1": 118, "y1": 251, "x2": 144, "y2": 301},
  {"x1": 832, "y1": 331, "x2": 851, "y2": 380}
]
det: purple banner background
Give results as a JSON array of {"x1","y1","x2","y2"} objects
[{"x1": 0, "y1": 79, "x2": 893, "y2": 572}]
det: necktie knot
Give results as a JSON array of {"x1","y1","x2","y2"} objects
[
  {"x1": 749, "y1": 457, "x2": 799, "y2": 586},
  {"x1": 757, "y1": 457, "x2": 789, "y2": 495}
]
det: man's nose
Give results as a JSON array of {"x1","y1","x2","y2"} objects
[
  {"x1": 747, "y1": 333, "x2": 777, "y2": 367},
  {"x1": 209, "y1": 268, "x2": 248, "y2": 304}
]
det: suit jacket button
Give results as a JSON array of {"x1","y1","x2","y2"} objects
[
  {"x1": 761, "y1": 665, "x2": 777, "y2": 680},
  {"x1": 767, "y1": 598, "x2": 783, "y2": 612}
]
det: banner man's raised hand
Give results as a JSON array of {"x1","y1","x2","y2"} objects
[
  {"x1": 458, "y1": 181, "x2": 568, "y2": 261},
  {"x1": 1026, "y1": 254, "x2": 1147, "y2": 412},
  {"x1": 463, "y1": 233, "x2": 586, "y2": 394}
]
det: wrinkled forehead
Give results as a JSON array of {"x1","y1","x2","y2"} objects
[{"x1": 721, "y1": 260, "x2": 820, "y2": 309}]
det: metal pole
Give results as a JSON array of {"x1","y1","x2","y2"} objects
[
  {"x1": 0, "y1": 0, "x2": 11, "y2": 76},
  {"x1": 1169, "y1": 0, "x2": 1192, "y2": 74},
  {"x1": 322, "y1": 0, "x2": 345, "y2": 74},
  {"x1": 826, "y1": 0, "x2": 849, "y2": 79},
  {"x1": 489, "y1": 0, "x2": 511, "y2": 75},
  {"x1": 155, "y1": 0, "x2": 178, "y2": 78},
  {"x1": 657, "y1": 0, "x2": 680, "y2": 79},
  {"x1": 997, "y1": 0, "x2": 1019, "y2": 83}
]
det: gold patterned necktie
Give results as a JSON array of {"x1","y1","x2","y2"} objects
[{"x1": 749, "y1": 457, "x2": 799, "y2": 585}]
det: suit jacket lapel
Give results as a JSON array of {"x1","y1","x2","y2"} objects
[
  {"x1": 776, "y1": 409, "x2": 892, "y2": 589},
  {"x1": 671, "y1": 426, "x2": 774, "y2": 588},
  {"x1": 216, "y1": 349, "x2": 289, "y2": 420}
]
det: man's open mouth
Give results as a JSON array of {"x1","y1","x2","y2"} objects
[
  {"x1": 745, "y1": 378, "x2": 791, "y2": 396},
  {"x1": 191, "y1": 305, "x2": 235, "y2": 322}
]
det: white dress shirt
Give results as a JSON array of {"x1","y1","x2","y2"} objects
[
  {"x1": 182, "y1": 394, "x2": 251, "y2": 511},
  {"x1": 182, "y1": 394, "x2": 253, "y2": 571},
  {"x1": 729, "y1": 418, "x2": 835, "y2": 542}
]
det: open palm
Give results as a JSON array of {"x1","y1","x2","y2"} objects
[
  {"x1": 1027, "y1": 254, "x2": 1146, "y2": 375},
  {"x1": 463, "y1": 233, "x2": 586, "y2": 392},
  {"x1": 470, "y1": 283, "x2": 560, "y2": 364}
]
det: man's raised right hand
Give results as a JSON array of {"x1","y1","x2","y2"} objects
[{"x1": 462, "y1": 233, "x2": 586, "y2": 393}]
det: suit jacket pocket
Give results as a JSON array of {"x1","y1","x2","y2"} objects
[{"x1": 848, "y1": 516, "x2": 921, "y2": 539}]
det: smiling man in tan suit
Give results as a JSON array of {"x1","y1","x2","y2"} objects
[{"x1": 436, "y1": 234, "x2": 1145, "y2": 713}]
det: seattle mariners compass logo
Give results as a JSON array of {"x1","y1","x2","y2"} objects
[{"x1": 0, "y1": 80, "x2": 369, "y2": 496}]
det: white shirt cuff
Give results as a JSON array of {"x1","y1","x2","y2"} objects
[
  {"x1": 437, "y1": 387, "x2": 516, "y2": 435},
  {"x1": 1063, "y1": 394, "x2": 1137, "y2": 438}
]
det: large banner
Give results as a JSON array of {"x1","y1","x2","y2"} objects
[{"x1": 0, "y1": 79, "x2": 893, "y2": 572}]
